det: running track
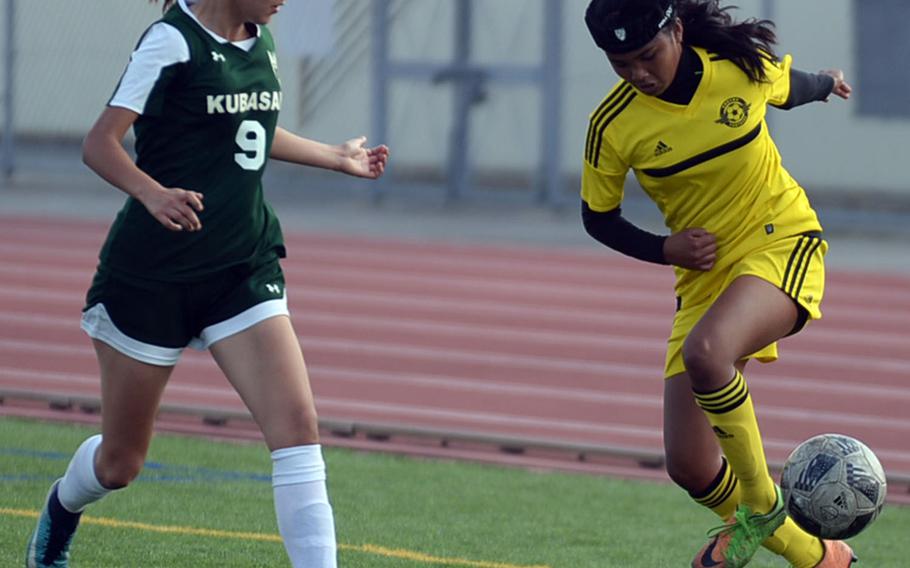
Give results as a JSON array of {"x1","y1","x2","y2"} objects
[{"x1": 1, "y1": 216, "x2": 909, "y2": 501}]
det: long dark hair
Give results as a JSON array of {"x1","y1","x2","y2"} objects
[
  {"x1": 677, "y1": 0, "x2": 778, "y2": 83},
  {"x1": 150, "y1": 0, "x2": 176, "y2": 13}
]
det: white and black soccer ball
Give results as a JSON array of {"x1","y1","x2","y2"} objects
[{"x1": 780, "y1": 433, "x2": 887, "y2": 540}]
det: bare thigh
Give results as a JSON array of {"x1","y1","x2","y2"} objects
[
  {"x1": 683, "y1": 275, "x2": 798, "y2": 391},
  {"x1": 93, "y1": 340, "x2": 174, "y2": 488},
  {"x1": 209, "y1": 315, "x2": 318, "y2": 451},
  {"x1": 663, "y1": 360, "x2": 747, "y2": 493}
]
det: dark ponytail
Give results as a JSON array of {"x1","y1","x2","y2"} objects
[{"x1": 677, "y1": 0, "x2": 778, "y2": 83}]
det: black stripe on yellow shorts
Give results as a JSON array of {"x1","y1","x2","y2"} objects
[{"x1": 780, "y1": 232, "x2": 823, "y2": 303}]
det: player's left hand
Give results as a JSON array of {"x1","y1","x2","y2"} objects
[
  {"x1": 337, "y1": 136, "x2": 390, "y2": 179},
  {"x1": 820, "y1": 69, "x2": 852, "y2": 101}
]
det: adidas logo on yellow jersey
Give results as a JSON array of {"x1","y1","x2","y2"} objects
[{"x1": 654, "y1": 140, "x2": 673, "y2": 156}]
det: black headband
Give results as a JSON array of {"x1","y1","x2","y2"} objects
[{"x1": 586, "y1": 0, "x2": 677, "y2": 54}]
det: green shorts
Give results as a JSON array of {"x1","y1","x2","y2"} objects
[{"x1": 81, "y1": 259, "x2": 288, "y2": 366}]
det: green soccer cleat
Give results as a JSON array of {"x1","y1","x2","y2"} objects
[
  {"x1": 25, "y1": 480, "x2": 82, "y2": 568},
  {"x1": 692, "y1": 485, "x2": 787, "y2": 568}
]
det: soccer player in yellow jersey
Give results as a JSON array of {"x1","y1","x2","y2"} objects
[{"x1": 582, "y1": 1, "x2": 854, "y2": 567}]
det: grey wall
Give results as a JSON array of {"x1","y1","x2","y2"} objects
[{"x1": 2, "y1": 0, "x2": 907, "y2": 195}]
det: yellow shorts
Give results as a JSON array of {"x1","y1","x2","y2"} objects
[{"x1": 664, "y1": 233, "x2": 827, "y2": 378}]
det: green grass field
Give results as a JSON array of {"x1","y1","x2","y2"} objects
[{"x1": 2, "y1": 417, "x2": 907, "y2": 567}]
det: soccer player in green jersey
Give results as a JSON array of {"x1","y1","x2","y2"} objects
[
  {"x1": 25, "y1": 1, "x2": 388, "y2": 567},
  {"x1": 582, "y1": 1, "x2": 853, "y2": 567}
]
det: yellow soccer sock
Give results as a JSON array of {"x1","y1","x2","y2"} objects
[
  {"x1": 764, "y1": 519, "x2": 825, "y2": 568},
  {"x1": 693, "y1": 370, "x2": 777, "y2": 513},
  {"x1": 690, "y1": 458, "x2": 824, "y2": 567},
  {"x1": 690, "y1": 457, "x2": 741, "y2": 520}
]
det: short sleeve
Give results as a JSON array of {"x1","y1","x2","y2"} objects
[
  {"x1": 763, "y1": 53, "x2": 793, "y2": 108},
  {"x1": 108, "y1": 22, "x2": 190, "y2": 115},
  {"x1": 581, "y1": 138, "x2": 628, "y2": 213}
]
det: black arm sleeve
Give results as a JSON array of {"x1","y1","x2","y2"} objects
[
  {"x1": 773, "y1": 68, "x2": 836, "y2": 110},
  {"x1": 581, "y1": 201, "x2": 669, "y2": 265}
]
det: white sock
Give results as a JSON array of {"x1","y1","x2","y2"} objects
[
  {"x1": 272, "y1": 444, "x2": 337, "y2": 568},
  {"x1": 57, "y1": 435, "x2": 111, "y2": 513}
]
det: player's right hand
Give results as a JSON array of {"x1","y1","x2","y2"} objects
[
  {"x1": 663, "y1": 227, "x2": 716, "y2": 271},
  {"x1": 139, "y1": 186, "x2": 205, "y2": 232}
]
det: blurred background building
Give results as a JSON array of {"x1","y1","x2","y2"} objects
[{"x1": 1, "y1": 0, "x2": 908, "y2": 212}]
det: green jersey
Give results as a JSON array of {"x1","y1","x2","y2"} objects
[{"x1": 99, "y1": 0, "x2": 284, "y2": 282}]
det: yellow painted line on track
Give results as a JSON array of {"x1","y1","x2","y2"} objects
[{"x1": 1, "y1": 508, "x2": 549, "y2": 568}]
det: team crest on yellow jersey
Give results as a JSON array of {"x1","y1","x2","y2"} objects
[{"x1": 715, "y1": 97, "x2": 750, "y2": 128}]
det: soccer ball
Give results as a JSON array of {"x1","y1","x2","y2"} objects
[{"x1": 780, "y1": 433, "x2": 887, "y2": 540}]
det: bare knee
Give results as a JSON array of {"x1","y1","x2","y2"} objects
[
  {"x1": 682, "y1": 333, "x2": 730, "y2": 388},
  {"x1": 682, "y1": 333, "x2": 713, "y2": 377},
  {"x1": 95, "y1": 447, "x2": 146, "y2": 489},
  {"x1": 264, "y1": 410, "x2": 320, "y2": 450}
]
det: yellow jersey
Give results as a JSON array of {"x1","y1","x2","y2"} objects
[{"x1": 581, "y1": 47, "x2": 822, "y2": 302}]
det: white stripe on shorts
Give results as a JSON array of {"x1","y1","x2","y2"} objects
[
  {"x1": 81, "y1": 294, "x2": 290, "y2": 365},
  {"x1": 81, "y1": 303, "x2": 183, "y2": 366},
  {"x1": 189, "y1": 293, "x2": 289, "y2": 350}
]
